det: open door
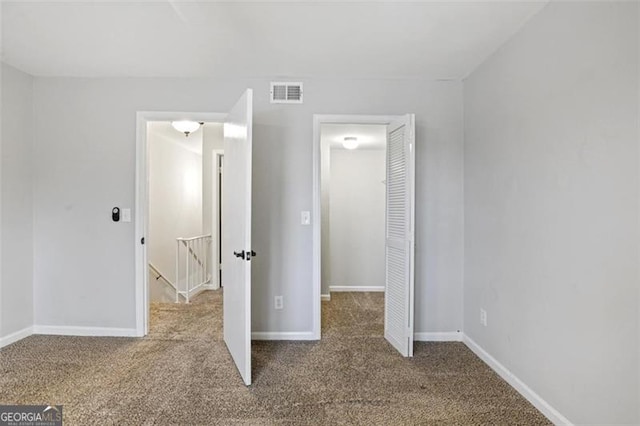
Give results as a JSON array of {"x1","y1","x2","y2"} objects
[
  {"x1": 384, "y1": 114, "x2": 416, "y2": 357},
  {"x1": 222, "y1": 89, "x2": 253, "y2": 385}
]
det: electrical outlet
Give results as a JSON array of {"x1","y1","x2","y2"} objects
[
  {"x1": 274, "y1": 296, "x2": 283, "y2": 310},
  {"x1": 480, "y1": 309, "x2": 487, "y2": 327}
]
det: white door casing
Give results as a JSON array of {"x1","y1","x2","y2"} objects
[
  {"x1": 211, "y1": 150, "x2": 224, "y2": 290},
  {"x1": 222, "y1": 89, "x2": 253, "y2": 385},
  {"x1": 384, "y1": 114, "x2": 416, "y2": 357}
]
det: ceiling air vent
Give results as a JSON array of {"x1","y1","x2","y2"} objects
[{"x1": 270, "y1": 82, "x2": 303, "y2": 104}]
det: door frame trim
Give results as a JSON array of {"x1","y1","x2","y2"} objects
[
  {"x1": 311, "y1": 114, "x2": 404, "y2": 340},
  {"x1": 211, "y1": 149, "x2": 224, "y2": 291},
  {"x1": 135, "y1": 111, "x2": 227, "y2": 337}
]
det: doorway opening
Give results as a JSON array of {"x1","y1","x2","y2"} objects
[
  {"x1": 319, "y1": 123, "x2": 387, "y2": 336},
  {"x1": 212, "y1": 150, "x2": 224, "y2": 290},
  {"x1": 144, "y1": 119, "x2": 225, "y2": 323},
  {"x1": 135, "y1": 111, "x2": 226, "y2": 339},
  {"x1": 312, "y1": 114, "x2": 416, "y2": 357}
]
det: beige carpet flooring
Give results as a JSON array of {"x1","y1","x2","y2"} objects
[{"x1": 0, "y1": 291, "x2": 549, "y2": 425}]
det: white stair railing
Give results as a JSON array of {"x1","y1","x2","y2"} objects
[
  {"x1": 175, "y1": 234, "x2": 212, "y2": 303},
  {"x1": 149, "y1": 262, "x2": 186, "y2": 302}
]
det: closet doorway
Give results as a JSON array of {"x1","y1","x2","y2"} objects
[{"x1": 312, "y1": 115, "x2": 416, "y2": 357}]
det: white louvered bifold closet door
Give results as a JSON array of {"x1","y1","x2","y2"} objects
[{"x1": 384, "y1": 115, "x2": 416, "y2": 357}]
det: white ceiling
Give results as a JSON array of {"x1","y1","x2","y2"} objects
[
  {"x1": 149, "y1": 121, "x2": 203, "y2": 155},
  {"x1": 322, "y1": 124, "x2": 387, "y2": 150},
  {"x1": 1, "y1": 1, "x2": 547, "y2": 79}
]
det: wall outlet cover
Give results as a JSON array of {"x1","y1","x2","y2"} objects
[
  {"x1": 480, "y1": 309, "x2": 487, "y2": 327},
  {"x1": 274, "y1": 296, "x2": 284, "y2": 310}
]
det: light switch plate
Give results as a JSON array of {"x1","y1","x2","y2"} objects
[
  {"x1": 301, "y1": 211, "x2": 311, "y2": 225},
  {"x1": 122, "y1": 208, "x2": 131, "y2": 223}
]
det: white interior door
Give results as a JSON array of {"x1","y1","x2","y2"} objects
[
  {"x1": 384, "y1": 114, "x2": 416, "y2": 357},
  {"x1": 222, "y1": 89, "x2": 253, "y2": 385}
]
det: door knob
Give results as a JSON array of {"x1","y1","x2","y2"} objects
[{"x1": 234, "y1": 250, "x2": 245, "y2": 259}]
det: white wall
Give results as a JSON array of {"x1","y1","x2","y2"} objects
[
  {"x1": 464, "y1": 2, "x2": 639, "y2": 424},
  {"x1": 148, "y1": 122, "x2": 203, "y2": 293},
  {"x1": 0, "y1": 63, "x2": 34, "y2": 341},
  {"x1": 329, "y1": 149, "x2": 385, "y2": 289},
  {"x1": 31, "y1": 77, "x2": 463, "y2": 335}
]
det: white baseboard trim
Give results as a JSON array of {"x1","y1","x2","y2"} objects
[
  {"x1": 188, "y1": 285, "x2": 206, "y2": 299},
  {"x1": 33, "y1": 325, "x2": 138, "y2": 337},
  {"x1": 202, "y1": 284, "x2": 218, "y2": 291},
  {"x1": 330, "y1": 286, "x2": 385, "y2": 292},
  {"x1": 252, "y1": 331, "x2": 317, "y2": 341},
  {"x1": 321, "y1": 294, "x2": 331, "y2": 301},
  {"x1": 463, "y1": 335, "x2": 572, "y2": 426},
  {"x1": 0, "y1": 326, "x2": 34, "y2": 349},
  {"x1": 414, "y1": 331, "x2": 463, "y2": 342}
]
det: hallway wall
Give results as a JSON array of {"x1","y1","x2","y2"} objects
[
  {"x1": 148, "y1": 122, "x2": 203, "y2": 297},
  {"x1": 329, "y1": 149, "x2": 386, "y2": 290}
]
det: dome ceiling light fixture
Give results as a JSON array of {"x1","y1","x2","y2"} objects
[
  {"x1": 343, "y1": 136, "x2": 359, "y2": 150},
  {"x1": 171, "y1": 120, "x2": 202, "y2": 137}
]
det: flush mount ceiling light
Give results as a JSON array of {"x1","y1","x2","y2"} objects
[
  {"x1": 343, "y1": 136, "x2": 359, "y2": 150},
  {"x1": 171, "y1": 120, "x2": 201, "y2": 137}
]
